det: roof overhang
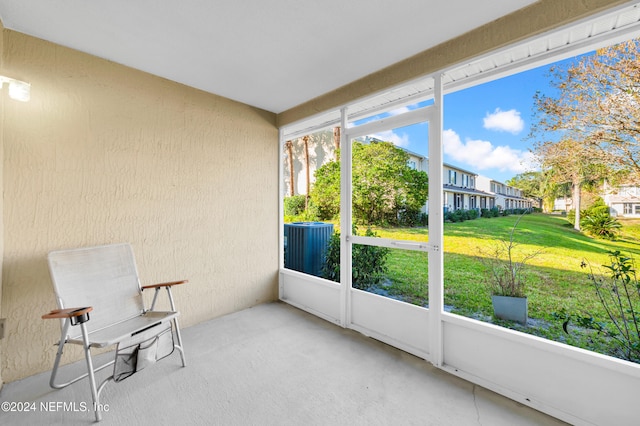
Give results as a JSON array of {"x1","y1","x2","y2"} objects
[{"x1": 282, "y1": 2, "x2": 640, "y2": 138}]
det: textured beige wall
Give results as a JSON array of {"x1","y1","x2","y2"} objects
[
  {"x1": 277, "y1": 0, "x2": 629, "y2": 127},
  {"x1": 0, "y1": 30, "x2": 278, "y2": 382}
]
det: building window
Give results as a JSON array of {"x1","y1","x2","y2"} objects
[{"x1": 449, "y1": 170, "x2": 457, "y2": 185}]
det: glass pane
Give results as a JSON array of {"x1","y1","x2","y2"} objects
[
  {"x1": 283, "y1": 127, "x2": 340, "y2": 280},
  {"x1": 352, "y1": 244, "x2": 429, "y2": 307}
]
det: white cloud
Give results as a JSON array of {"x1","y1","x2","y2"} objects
[
  {"x1": 483, "y1": 108, "x2": 524, "y2": 134},
  {"x1": 371, "y1": 130, "x2": 410, "y2": 147},
  {"x1": 443, "y1": 129, "x2": 534, "y2": 173}
]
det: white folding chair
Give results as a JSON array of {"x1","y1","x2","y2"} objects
[{"x1": 42, "y1": 243, "x2": 187, "y2": 421}]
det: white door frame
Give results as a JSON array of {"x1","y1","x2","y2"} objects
[{"x1": 340, "y1": 75, "x2": 444, "y2": 361}]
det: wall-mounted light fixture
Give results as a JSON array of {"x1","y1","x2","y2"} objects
[{"x1": 0, "y1": 76, "x2": 31, "y2": 102}]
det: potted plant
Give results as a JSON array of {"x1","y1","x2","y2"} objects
[{"x1": 481, "y1": 214, "x2": 541, "y2": 325}]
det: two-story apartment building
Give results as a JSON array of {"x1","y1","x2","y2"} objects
[
  {"x1": 604, "y1": 183, "x2": 640, "y2": 218},
  {"x1": 476, "y1": 176, "x2": 533, "y2": 210},
  {"x1": 440, "y1": 163, "x2": 495, "y2": 212}
]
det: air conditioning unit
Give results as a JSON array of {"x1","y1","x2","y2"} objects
[{"x1": 284, "y1": 222, "x2": 334, "y2": 277}]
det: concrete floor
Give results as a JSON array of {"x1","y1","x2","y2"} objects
[{"x1": 0, "y1": 302, "x2": 567, "y2": 425}]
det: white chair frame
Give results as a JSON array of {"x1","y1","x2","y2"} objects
[{"x1": 42, "y1": 243, "x2": 187, "y2": 422}]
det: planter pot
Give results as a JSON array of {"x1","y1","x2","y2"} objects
[{"x1": 492, "y1": 295, "x2": 528, "y2": 325}]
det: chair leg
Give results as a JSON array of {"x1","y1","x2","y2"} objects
[
  {"x1": 49, "y1": 319, "x2": 71, "y2": 389},
  {"x1": 173, "y1": 317, "x2": 186, "y2": 367},
  {"x1": 166, "y1": 287, "x2": 186, "y2": 367},
  {"x1": 80, "y1": 322, "x2": 102, "y2": 422}
]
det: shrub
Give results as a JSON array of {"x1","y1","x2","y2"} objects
[
  {"x1": 573, "y1": 198, "x2": 620, "y2": 239},
  {"x1": 480, "y1": 213, "x2": 542, "y2": 298},
  {"x1": 581, "y1": 210, "x2": 621, "y2": 240},
  {"x1": 322, "y1": 226, "x2": 389, "y2": 290},
  {"x1": 584, "y1": 197, "x2": 608, "y2": 216},
  {"x1": 561, "y1": 251, "x2": 640, "y2": 363},
  {"x1": 444, "y1": 211, "x2": 452, "y2": 222},
  {"x1": 284, "y1": 195, "x2": 307, "y2": 216},
  {"x1": 466, "y1": 209, "x2": 479, "y2": 220},
  {"x1": 398, "y1": 208, "x2": 423, "y2": 227},
  {"x1": 445, "y1": 209, "x2": 480, "y2": 222}
]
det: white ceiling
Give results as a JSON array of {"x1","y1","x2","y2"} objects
[{"x1": 0, "y1": 0, "x2": 537, "y2": 113}]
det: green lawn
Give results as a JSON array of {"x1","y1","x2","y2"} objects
[{"x1": 370, "y1": 213, "x2": 640, "y2": 361}]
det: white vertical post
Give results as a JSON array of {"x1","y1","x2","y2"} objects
[
  {"x1": 428, "y1": 74, "x2": 444, "y2": 367},
  {"x1": 339, "y1": 107, "x2": 352, "y2": 328},
  {"x1": 278, "y1": 128, "x2": 285, "y2": 298}
]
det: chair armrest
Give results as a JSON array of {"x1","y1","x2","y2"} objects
[
  {"x1": 142, "y1": 280, "x2": 188, "y2": 290},
  {"x1": 42, "y1": 307, "x2": 93, "y2": 320}
]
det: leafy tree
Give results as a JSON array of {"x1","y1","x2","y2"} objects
[
  {"x1": 311, "y1": 140, "x2": 428, "y2": 225},
  {"x1": 532, "y1": 39, "x2": 640, "y2": 182},
  {"x1": 506, "y1": 171, "x2": 562, "y2": 211},
  {"x1": 533, "y1": 138, "x2": 607, "y2": 230},
  {"x1": 508, "y1": 171, "x2": 573, "y2": 213},
  {"x1": 352, "y1": 141, "x2": 407, "y2": 224},
  {"x1": 311, "y1": 160, "x2": 340, "y2": 220},
  {"x1": 352, "y1": 141, "x2": 428, "y2": 225},
  {"x1": 395, "y1": 167, "x2": 429, "y2": 225},
  {"x1": 506, "y1": 172, "x2": 541, "y2": 206}
]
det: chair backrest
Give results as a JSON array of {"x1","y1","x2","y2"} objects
[{"x1": 47, "y1": 243, "x2": 145, "y2": 335}]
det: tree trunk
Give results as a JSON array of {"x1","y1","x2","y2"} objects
[
  {"x1": 303, "y1": 136, "x2": 310, "y2": 210},
  {"x1": 285, "y1": 140, "x2": 295, "y2": 197},
  {"x1": 573, "y1": 180, "x2": 581, "y2": 231},
  {"x1": 333, "y1": 126, "x2": 341, "y2": 160}
]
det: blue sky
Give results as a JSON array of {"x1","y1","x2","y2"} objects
[
  {"x1": 441, "y1": 64, "x2": 555, "y2": 183},
  {"x1": 365, "y1": 57, "x2": 583, "y2": 184}
]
